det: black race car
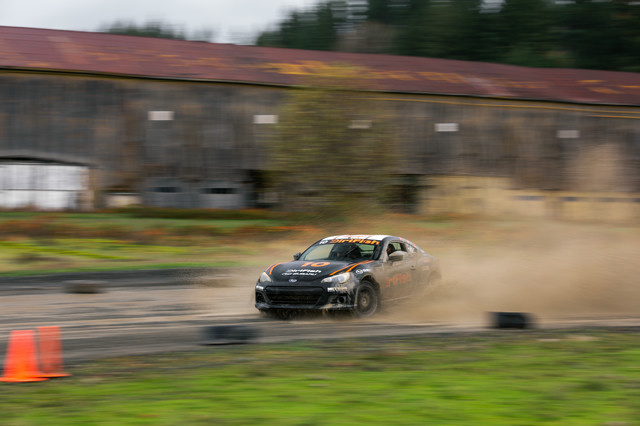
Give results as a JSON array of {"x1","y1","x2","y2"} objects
[{"x1": 255, "y1": 234, "x2": 440, "y2": 318}]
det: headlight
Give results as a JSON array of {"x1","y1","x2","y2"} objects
[
  {"x1": 321, "y1": 272, "x2": 350, "y2": 285},
  {"x1": 259, "y1": 272, "x2": 272, "y2": 283}
]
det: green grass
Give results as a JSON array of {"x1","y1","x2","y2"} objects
[
  {"x1": 1, "y1": 330, "x2": 639, "y2": 424},
  {"x1": 0, "y1": 211, "x2": 304, "y2": 276},
  {"x1": 58, "y1": 215, "x2": 286, "y2": 231},
  {"x1": 0, "y1": 211, "x2": 288, "y2": 234},
  {"x1": 0, "y1": 236, "x2": 263, "y2": 276}
]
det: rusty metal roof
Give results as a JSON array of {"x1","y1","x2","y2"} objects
[{"x1": 1, "y1": 25, "x2": 640, "y2": 106}]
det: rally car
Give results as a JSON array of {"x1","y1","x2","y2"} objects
[{"x1": 255, "y1": 235, "x2": 441, "y2": 318}]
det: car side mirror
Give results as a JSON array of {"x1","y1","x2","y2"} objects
[
  {"x1": 293, "y1": 252, "x2": 301, "y2": 260},
  {"x1": 388, "y1": 251, "x2": 406, "y2": 262}
]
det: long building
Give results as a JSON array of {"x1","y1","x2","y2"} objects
[{"x1": 1, "y1": 26, "x2": 640, "y2": 220}]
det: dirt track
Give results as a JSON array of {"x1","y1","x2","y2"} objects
[{"x1": 1, "y1": 268, "x2": 639, "y2": 363}]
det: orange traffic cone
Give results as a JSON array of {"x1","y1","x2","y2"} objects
[
  {"x1": 1, "y1": 330, "x2": 48, "y2": 382},
  {"x1": 37, "y1": 326, "x2": 70, "y2": 378}
]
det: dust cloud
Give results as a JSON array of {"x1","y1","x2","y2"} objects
[
  {"x1": 390, "y1": 222, "x2": 640, "y2": 325},
  {"x1": 568, "y1": 143, "x2": 632, "y2": 192},
  {"x1": 188, "y1": 267, "x2": 264, "y2": 317}
]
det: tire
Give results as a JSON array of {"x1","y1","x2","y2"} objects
[
  {"x1": 491, "y1": 312, "x2": 534, "y2": 329},
  {"x1": 410, "y1": 270, "x2": 443, "y2": 308},
  {"x1": 429, "y1": 270, "x2": 443, "y2": 289},
  {"x1": 202, "y1": 325, "x2": 258, "y2": 344},
  {"x1": 65, "y1": 280, "x2": 104, "y2": 294},
  {"x1": 354, "y1": 282, "x2": 379, "y2": 318}
]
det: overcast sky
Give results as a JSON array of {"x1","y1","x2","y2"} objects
[{"x1": 0, "y1": 0, "x2": 319, "y2": 44}]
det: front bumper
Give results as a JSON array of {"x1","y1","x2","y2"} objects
[{"x1": 255, "y1": 283, "x2": 355, "y2": 311}]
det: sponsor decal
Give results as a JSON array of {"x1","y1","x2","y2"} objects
[
  {"x1": 329, "y1": 260, "x2": 374, "y2": 276},
  {"x1": 386, "y1": 272, "x2": 412, "y2": 288},
  {"x1": 319, "y1": 235, "x2": 386, "y2": 245},
  {"x1": 267, "y1": 263, "x2": 283, "y2": 274},
  {"x1": 282, "y1": 268, "x2": 323, "y2": 277},
  {"x1": 300, "y1": 262, "x2": 330, "y2": 267},
  {"x1": 327, "y1": 238, "x2": 380, "y2": 245},
  {"x1": 398, "y1": 236, "x2": 419, "y2": 250}
]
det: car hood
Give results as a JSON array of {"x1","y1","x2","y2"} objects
[{"x1": 267, "y1": 260, "x2": 368, "y2": 282}]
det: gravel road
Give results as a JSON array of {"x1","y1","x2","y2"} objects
[{"x1": 1, "y1": 269, "x2": 638, "y2": 364}]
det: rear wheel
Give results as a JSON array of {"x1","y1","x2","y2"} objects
[
  {"x1": 410, "y1": 271, "x2": 443, "y2": 308},
  {"x1": 421, "y1": 270, "x2": 442, "y2": 297},
  {"x1": 354, "y1": 282, "x2": 378, "y2": 318}
]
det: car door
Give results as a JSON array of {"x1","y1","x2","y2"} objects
[
  {"x1": 379, "y1": 241, "x2": 416, "y2": 302},
  {"x1": 403, "y1": 242, "x2": 431, "y2": 295}
]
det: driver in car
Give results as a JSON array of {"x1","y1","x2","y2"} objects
[{"x1": 330, "y1": 243, "x2": 362, "y2": 261}]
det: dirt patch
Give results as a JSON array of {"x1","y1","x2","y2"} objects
[{"x1": 389, "y1": 221, "x2": 640, "y2": 324}]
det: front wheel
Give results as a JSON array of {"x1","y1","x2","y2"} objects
[{"x1": 353, "y1": 282, "x2": 379, "y2": 318}]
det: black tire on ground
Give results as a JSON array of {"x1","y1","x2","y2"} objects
[
  {"x1": 201, "y1": 325, "x2": 259, "y2": 345},
  {"x1": 354, "y1": 282, "x2": 379, "y2": 318},
  {"x1": 64, "y1": 280, "x2": 104, "y2": 294},
  {"x1": 490, "y1": 312, "x2": 534, "y2": 329}
]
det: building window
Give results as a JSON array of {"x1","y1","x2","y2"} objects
[
  {"x1": 349, "y1": 119, "x2": 372, "y2": 129},
  {"x1": 202, "y1": 188, "x2": 237, "y2": 194},
  {"x1": 148, "y1": 111, "x2": 175, "y2": 121},
  {"x1": 154, "y1": 186, "x2": 179, "y2": 193},
  {"x1": 557, "y1": 130, "x2": 579, "y2": 139},
  {"x1": 435, "y1": 123, "x2": 459, "y2": 132},
  {"x1": 253, "y1": 115, "x2": 278, "y2": 125}
]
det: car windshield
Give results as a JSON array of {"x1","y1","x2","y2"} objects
[{"x1": 300, "y1": 242, "x2": 380, "y2": 262}]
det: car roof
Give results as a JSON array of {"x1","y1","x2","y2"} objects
[
  {"x1": 309, "y1": 235, "x2": 425, "y2": 254},
  {"x1": 320, "y1": 235, "x2": 394, "y2": 242},
  {"x1": 317, "y1": 235, "x2": 421, "y2": 247}
]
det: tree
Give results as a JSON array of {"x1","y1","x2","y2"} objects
[
  {"x1": 557, "y1": 0, "x2": 640, "y2": 71},
  {"x1": 253, "y1": 0, "x2": 638, "y2": 72},
  {"x1": 495, "y1": 0, "x2": 559, "y2": 67},
  {"x1": 336, "y1": 21, "x2": 396, "y2": 53},
  {"x1": 256, "y1": 1, "x2": 348, "y2": 50},
  {"x1": 269, "y1": 66, "x2": 398, "y2": 219},
  {"x1": 99, "y1": 20, "x2": 215, "y2": 42}
]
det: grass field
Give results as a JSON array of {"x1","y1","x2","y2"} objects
[
  {"x1": 1, "y1": 330, "x2": 639, "y2": 425},
  {"x1": 0, "y1": 209, "x2": 306, "y2": 276}
]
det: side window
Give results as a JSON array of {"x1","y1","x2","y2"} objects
[
  {"x1": 386, "y1": 241, "x2": 407, "y2": 257},
  {"x1": 395, "y1": 242, "x2": 407, "y2": 252}
]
